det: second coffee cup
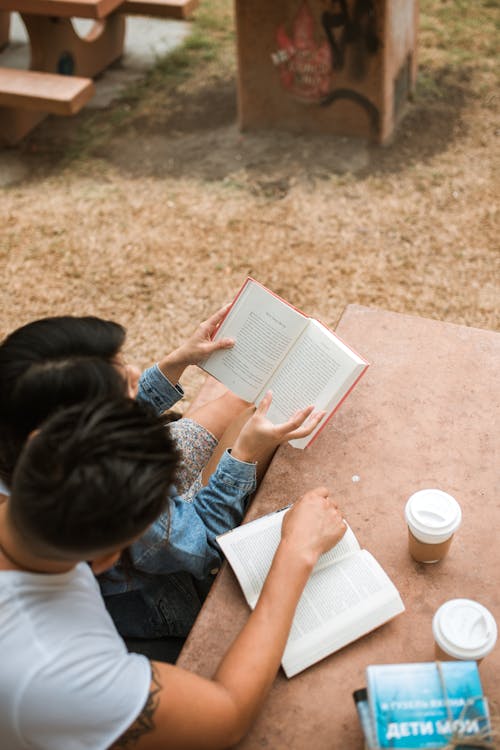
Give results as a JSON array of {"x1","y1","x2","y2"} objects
[
  {"x1": 405, "y1": 489, "x2": 462, "y2": 563},
  {"x1": 433, "y1": 599, "x2": 497, "y2": 663}
]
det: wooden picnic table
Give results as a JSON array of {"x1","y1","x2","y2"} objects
[
  {"x1": 0, "y1": 0, "x2": 198, "y2": 144},
  {"x1": 178, "y1": 304, "x2": 500, "y2": 749}
]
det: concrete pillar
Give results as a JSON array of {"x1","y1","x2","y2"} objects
[{"x1": 235, "y1": 0, "x2": 418, "y2": 143}]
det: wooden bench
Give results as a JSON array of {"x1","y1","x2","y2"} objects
[
  {"x1": 122, "y1": 0, "x2": 198, "y2": 20},
  {"x1": 0, "y1": 67, "x2": 94, "y2": 144},
  {"x1": 0, "y1": 0, "x2": 198, "y2": 144},
  {"x1": 0, "y1": 66, "x2": 94, "y2": 113},
  {"x1": 0, "y1": 0, "x2": 198, "y2": 20},
  {"x1": 0, "y1": 0, "x2": 124, "y2": 20}
]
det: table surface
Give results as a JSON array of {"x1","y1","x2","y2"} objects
[
  {"x1": 0, "y1": 0, "x2": 124, "y2": 19},
  {"x1": 177, "y1": 304, "x2": 500, "y2": 749}
]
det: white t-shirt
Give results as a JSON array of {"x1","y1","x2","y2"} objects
[{"x1": 0, "y1": 562, "x2": 151, "y2": 750}]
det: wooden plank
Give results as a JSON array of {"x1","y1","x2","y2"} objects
[
  {"x1": 121, "y1": 0, "x2": 198, "y2": 19},
  {"x1": 0, "y1": 0, "x2": 124, "y2": 20},
  {"x1": 0, "y1": 67, "x2": 94, "y2": 114}
]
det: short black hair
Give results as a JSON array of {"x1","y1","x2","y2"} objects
[
  {"x1": 9, "y1": 398, "x2": 179, "y2": 559},
  {"x1": 0, "y1": 316, "x2": 127, "y2": 483}
]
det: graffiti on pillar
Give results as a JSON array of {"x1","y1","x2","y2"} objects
[
  {"x1": 271, "y1": 3, "x2": 332, "y2": 102},
  {"x1": 271, "y1": 0, "x2": 380, "y2": 133},
  {"x1": 321, "y1": 0, "x2": 380, "y2": 79}
]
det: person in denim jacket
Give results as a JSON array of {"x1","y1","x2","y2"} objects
[{"x1": 0, "y1": 309, "x2": 324, "y2": 659}]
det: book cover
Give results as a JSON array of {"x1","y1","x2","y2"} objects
[{"x1": 366, "y1": 661, "x2": 491, "y2": 749}]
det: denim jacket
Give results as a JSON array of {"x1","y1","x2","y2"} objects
[{"x1": 100, "y1": 365, "x2": 256, "y2": 639}]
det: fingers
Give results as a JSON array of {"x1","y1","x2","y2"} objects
[
  {"x1": 204, "y1": 303, "x2": 232, "y2": 330},
  {"x1": 208, "y1": 337, "x2": 235, "y2": 352},
  {"x1": 277, "y1": 404, "x2": 314, "y2": 433},
  {"x1": 256, "y1": 390, "x2": 273, "y2": 416},
  {"x1": 283, "y1": 488, "x2": 347, "y2": 558},
  {"x1": 286, "y1": 410, "x2": 325, "y2": 440},
  {"x1": 276, "y1": 406, "x2": 324, "y2": 440}
]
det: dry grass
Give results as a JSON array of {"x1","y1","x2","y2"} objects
[{"x1": 0, "y1": 0, "x2": 499, "y2": 406}]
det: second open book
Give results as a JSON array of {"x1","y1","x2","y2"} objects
[
  {"x1": 202, "y1": 278, "x2": 369, "y2": 448},
  {"x1": 217, "y1": 509, "x2": 405, "y2": 678}
]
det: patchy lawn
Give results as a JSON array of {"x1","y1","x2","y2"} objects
[{"x1": 0, "y1": 0, "x2": 498, "y2": 405}]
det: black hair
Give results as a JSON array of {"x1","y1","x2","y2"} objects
[
  {"x1": 9, "y1": 398, "x2": 179, "y2": 558},
  {"x1": 0, "y1": 316, "x2": 127, "y2": 484}
]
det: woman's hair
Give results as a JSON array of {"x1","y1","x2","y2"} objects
[
  {"x1": 0, "y1": 316, "x2": 127, "y2": 484},
  {"x1": 9, "y1": 398, "x2": 179, "y2": 559}
]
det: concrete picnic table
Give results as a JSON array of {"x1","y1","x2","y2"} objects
[
  {"x1": 178, "y1": 304, "x2": 500, "y2": 749},
  {"x1": 0, "y1": 0, "x2": 197, "y2": 144}
]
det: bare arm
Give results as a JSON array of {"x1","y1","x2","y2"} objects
[{"x1": 111, "y1": 489, "x2": 346, "y2": 750}]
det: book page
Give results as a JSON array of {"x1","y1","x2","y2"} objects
[
  {"x1": 262, "y1": 319, "x2": 367, "y2": 448},
  {"x1": 287, "y1": 552, "x2": 401, "y2": 643},
  {"x1": 282, "y1": 551, "x2": 404, "y2": 677},
  {"x1": 202, "y1": 280, "x2": 308, "y2": 402},
  {"x1": 217, "y1": 510, "x2": 360, "y2": 608},
  {"x1": 218, "y1": 508, "x2": 404, "y2": 679}
]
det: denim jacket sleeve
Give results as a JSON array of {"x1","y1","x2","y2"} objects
[
  {"x1": 136, "y1": 364, "x2": 183, "y2": 415},
  {"x1": 126, "y1": 450, "x2": 257, "y2": 580}
]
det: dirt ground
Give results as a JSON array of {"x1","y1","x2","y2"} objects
[{"x1": 0, "y1": 0, "x2": 498, "y2": 407}]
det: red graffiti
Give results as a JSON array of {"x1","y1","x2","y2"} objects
[{"x1": 272, "y1": 2, "x2": 332, "y2": 102}]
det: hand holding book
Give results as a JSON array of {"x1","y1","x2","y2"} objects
[
  {"x1": 158, "y1": 302, "x2": 236, "y2": 385},
  {"x1": 202, "y1": 278, "x2": 369, "y2": 448},
  {"x1": 231, "y1": 390, "x2": 325, "y2": 465},
  {"x1": 280, "y1": 487, "x2": 347, "y2": 569},
  {"x1": 218, "y1": 507, "x2": 404, "y2": 677}
]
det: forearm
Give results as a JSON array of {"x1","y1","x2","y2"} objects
[
  {"x1": 213, "y1": 540, "x2": 315, "y2": 737},
  {"x1": 157, "y1": 350, "x2": 189, "y2": 387}
]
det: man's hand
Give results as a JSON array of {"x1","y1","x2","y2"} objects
[
  {"x1": 158, "y1": 304, "x2": 234, "y2": 384},
  {"x1": 280, "y1": 487, "x2": 347, "y2": 568},
  {"x1": 231, "y1": 391, "x2": 325, "y2": 464}
]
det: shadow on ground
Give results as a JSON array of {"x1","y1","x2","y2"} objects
[{"x1": 1, "y1": 65, "x2": 473, "y2": 193}]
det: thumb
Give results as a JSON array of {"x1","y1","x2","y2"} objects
[
  {"x1": 256, "y1": 390, "x2": 273, "y2": 415},
  {"x1": 209, "y1": 337, "x2": 235, "y2": 351}
]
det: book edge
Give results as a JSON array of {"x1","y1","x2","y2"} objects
[{"x1": 291, "y1": 361, "x2": 369, "y2": 449}]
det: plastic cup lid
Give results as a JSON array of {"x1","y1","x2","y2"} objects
[
  {"x1": 405, "y1": 489, "x2": 462, "y2": 544},
  {"x1": 433, "y1": 598, "x2": 498, "y2": 659}
]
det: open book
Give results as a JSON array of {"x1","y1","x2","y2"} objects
[
  {"x1": 202, "y1": 278, "x2": 369, "y2": 448},
  {"x1": 217, "y1": 508, "x2": 405, "y2": 678}
]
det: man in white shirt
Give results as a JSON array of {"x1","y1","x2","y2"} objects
[{"x1": 0, "y1": 396, "x2": 346, "y2": 750}]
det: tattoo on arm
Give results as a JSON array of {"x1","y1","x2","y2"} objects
[{"x1": 111, "y1": 662, "x2": 162, "y2": 748}]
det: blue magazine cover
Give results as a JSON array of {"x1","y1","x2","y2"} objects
[{"x1": 366, "y1": 661, "x2": 491, "y2": 749}]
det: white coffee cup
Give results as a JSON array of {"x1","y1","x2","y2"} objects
[
  {"x1": 405, "y1": 489, "x2": 462, "y2": 563},
  {"x1": 433, "y1": 599, "x2": 497, "y2": 662}
]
